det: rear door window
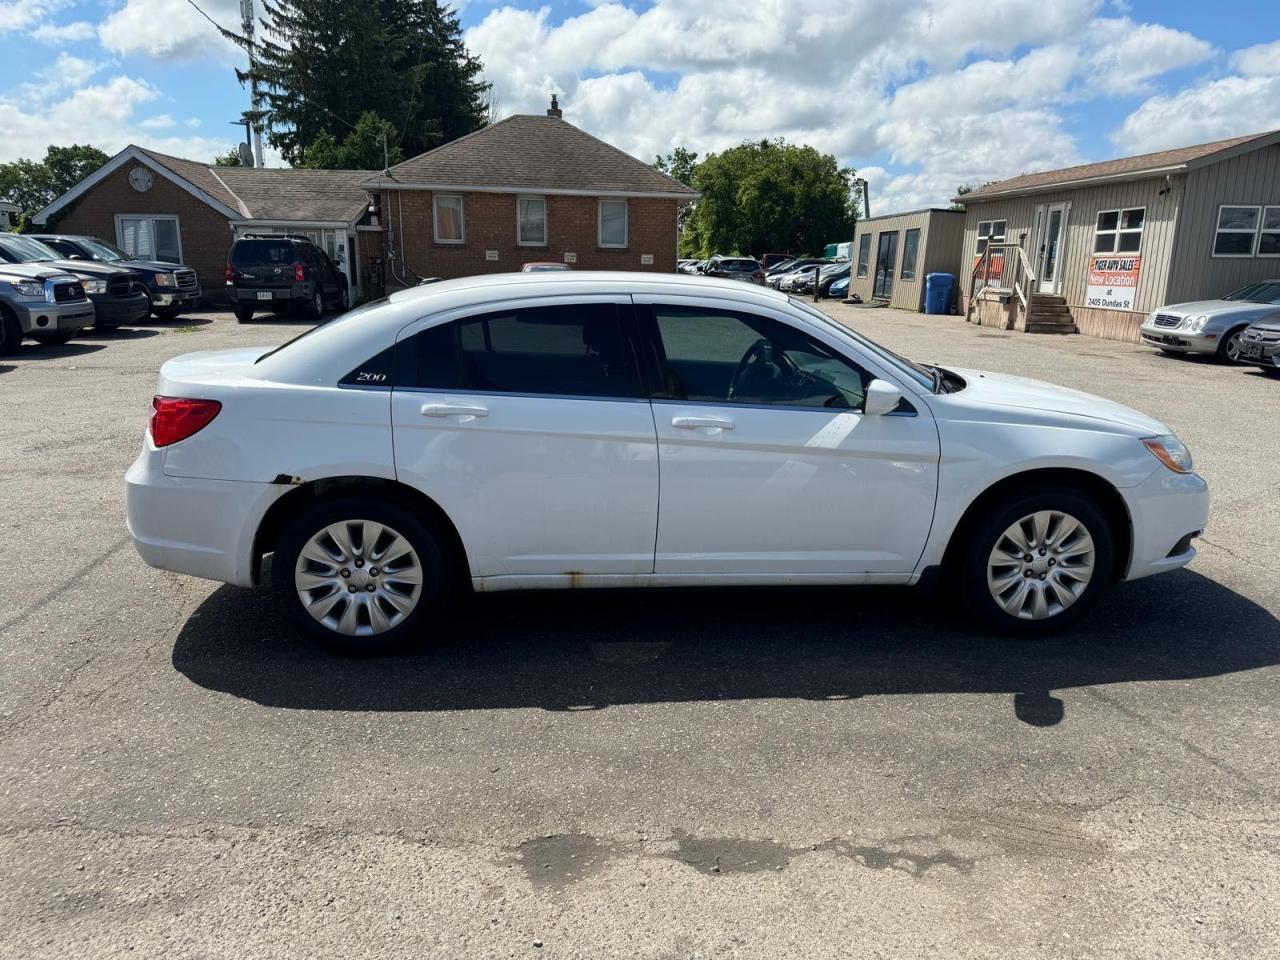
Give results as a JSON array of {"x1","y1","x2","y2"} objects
[
  {"x1": 411, "y1": 303, "x2": 642, "y2": 399},
  {"x1": 232, "y1": 240, "x2": 294, "y2": 266}
]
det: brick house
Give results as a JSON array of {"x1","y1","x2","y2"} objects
[
  {"x1": 33, "y1": 146, "x2": 377, "y2": 298},
  {"x1": 364, "y1": 99, "x2": 698, "y2": 285}
]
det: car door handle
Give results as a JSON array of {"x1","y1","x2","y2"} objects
[
  {"x1": 671, "y1": 416, "x2": 735, "y2": 430},
  {"x1": 420, "y1": 403, "x2": 489, "y2": 418}
]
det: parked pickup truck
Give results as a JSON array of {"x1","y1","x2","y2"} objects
[
  {"x1": 0, "y1": 234, "x2": 149, "y2": 331},
  {"x1": 0, "y1": 260, "x2": 95, "y2": 351},
  {"x1": 32, "y1": 233, "x2": 201, "y2": 320}
]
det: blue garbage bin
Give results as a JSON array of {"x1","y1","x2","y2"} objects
[{"x1": 924, "y1": 273, "x2": 955, "y2": 315}]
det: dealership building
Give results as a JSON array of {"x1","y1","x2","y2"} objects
[{"x1": 957, "y1": 129, "x2": 1280, "y2": 342}]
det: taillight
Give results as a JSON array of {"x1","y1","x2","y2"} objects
[
  {"x1": 294, "y1": 262, "x2": 306, "y2": 282},
  {"x1": 225, "y1": 263, "x2": 234, "y2": 283},
  {"x1": 150, "y1": 396, "x2": 221, "y2": 447}
]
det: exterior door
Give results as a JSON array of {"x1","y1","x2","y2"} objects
[
  {"x1": 391, "y1": 298, "x2": 659, "y2": 578},
  {"x1": 636, "y1": 298, "x2": 939, "y2": 577},
  {"x1": 1037, "y1": 203, "x2": 1067, "y2": 293},
  {"x1": 873, "y1": 231, "x2": 898, "y2": 299}
]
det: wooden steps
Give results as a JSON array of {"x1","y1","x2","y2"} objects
[{"x1": 1027, "y1": 294, "x2": 1077, "y2": 334}]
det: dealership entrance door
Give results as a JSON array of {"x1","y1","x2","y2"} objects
[
  {"x1": 873, "y1": 231, "x2": 898, "y2": 300},
  {"x1": 1036, "y1": 203, "x2": 1067, "y2": 294}
]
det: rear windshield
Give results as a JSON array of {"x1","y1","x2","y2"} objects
[
  {"x1": 721, "y1": 259, "x2": 759, "y2": 270},
  {"x1": 232, "y1": 240, "x2": 295, "y2": 266}
]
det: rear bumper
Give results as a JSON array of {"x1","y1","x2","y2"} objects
[
  {"x1": 227, "y1": 282, "x2": 309, "y2": 304},
  {"x1": 126, "y1": 438, "x2": 285, "y2": 587},
  {"x1": 1120, "y1": 468, "x2": 1210, "y2": 581},
  {"x1": 13, "y1": 299, "x2": 96, "y2": 335},
  {"x1": 91, "y1": 292, "x2": 151, "y2": 324}
]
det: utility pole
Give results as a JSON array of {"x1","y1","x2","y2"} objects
[{"x1": 241, "y1": 0, "x2": 264, "y2": 167}]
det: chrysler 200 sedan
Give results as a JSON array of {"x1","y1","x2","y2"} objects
[{"x1": 126, "y1": 273, "x2": 1208, "y2": 653}]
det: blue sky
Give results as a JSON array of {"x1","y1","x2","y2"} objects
[{"x1": 2, "y1": 0, "x2": 1277, "y2": 211}]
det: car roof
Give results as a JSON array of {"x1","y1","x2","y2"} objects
[{"x1": 260, "y1": 271, "x2": 796, "y2": 384}]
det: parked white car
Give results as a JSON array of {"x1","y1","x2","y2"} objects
[{"x1": 127, "y1": 272, "x2": 1208, "y2": 652}]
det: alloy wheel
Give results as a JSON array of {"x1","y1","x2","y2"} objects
[
  {"x1": 1224, "y1": 330, "x2": 1245, "y2": 363},
  {"x1": 986, "y1": 510, "x2": 1095, "y2": 620},
  {"x1": 294, "y1": 519, "x2": 424, "y2": 636}
]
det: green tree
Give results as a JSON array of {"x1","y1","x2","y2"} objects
[
  {"x1": 679, "y1": 139, "x2": 855, "y2": 259},
  {"x1": 654, "y1": 146, "x2": 698, "y2": 187},
  {"x1": 226, "y1": 0, "x2": 487, "y2": 166},
  {"x1": 298, "y1": 111, "x2": 405, "y2": 169},
  {"x1": 951, "y1": 182, "x2": 994, "y2": 211},
  {"x1": 0, "y1": 143, "x2": 108, "y2": 230},
  {"x1": 214, "y1": 147, "x2": 244, "y2": 167}
]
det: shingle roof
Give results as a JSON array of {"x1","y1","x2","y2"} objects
[
  {"x1": 959, "y1": 130, "x2": 1280, "y2": 201},
  {"x1": 371, "y1": 115, "x2": 699, "y2": 197},
  {"x1": 140, "y1": 149, "x2": 376, "y2": 222}
]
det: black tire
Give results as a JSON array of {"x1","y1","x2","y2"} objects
[
  {"x1": 308, "y1": 290, "x2": 324, "y2": 321},
  {"x1": 1215, "y1": 325, "x2": 1248, "y2": 363},
  {"x1": 93, "y1": 321, "x2": 122, "y2": 332},
  {"x1": 337, "y1": 283, "x2": 350, "y2": 313},
  {"x1": 955, "y1": 485, "x2": 1115, "y2": 635},
  {"x1": 0, "y1": 306, "x2": 22, "y2": 355},
  {"x1": 1259, "y1": 366, "x2": 1280, "y2": 377},
  {"x1": 30, "y1": 330, "x2": 76, "y2": 346},
  {"x1": 233, "y1": 306, "x2": 254, "y2": 324},
  {"x1": 272, "y1": 496, "x2": 451, "y2": 655},
  {"x1": 153, "y1": 306, "x2": 180, "y2": 321}
]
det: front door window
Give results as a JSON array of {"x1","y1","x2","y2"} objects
[{"x1": 1038, "y1": 205, "x2": 1066, "y2": 292}]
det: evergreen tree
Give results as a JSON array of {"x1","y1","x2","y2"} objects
[
  {"x1": 226, "y1": 0, "x2": 486, "y2": 166},
  {"x1": 297, "y1": 112, "x2": 406, "y2": 169}
]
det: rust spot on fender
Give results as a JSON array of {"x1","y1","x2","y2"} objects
[{"x1": 564, "y1": 571, "x2": 584, "y2": 588}]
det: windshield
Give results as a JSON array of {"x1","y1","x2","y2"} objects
[
  {"x1": 1226, "y1": 280, "x2": 1280, "y2": 304},
  {"x1": 0, "y1": 234, "x2": 60, "y2": 264},
  {"x1": 74, "y1": 237, "x2": 129, "y2": 262},
  {"x1": 788, "y1": 297, "x2": 936, "y2": 392}
]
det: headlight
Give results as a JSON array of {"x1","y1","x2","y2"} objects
[
  {"x1": 9, "y1": 280, "x2": 44, "y2": 298},
  {"x1": 1183, "y1": 315, "x2": 1208, "y2": 334},
  {"x1": 1142, "y1": 435, "x2": 1194, "y2": 474},
  {"x1": 83, "y1": 279, "x2": 107, "y2": 295},
  {"x1": 154, "y1": 273, "x2": 174, "y2": 287}
]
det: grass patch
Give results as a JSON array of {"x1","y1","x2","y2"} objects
[{"x1": 170, "y1": 325, "x2": 205, "y2": 334}]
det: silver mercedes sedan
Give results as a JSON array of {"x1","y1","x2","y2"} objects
[{"x1": 1140, "y1": 280, "x2": 1280, "y2": 362}]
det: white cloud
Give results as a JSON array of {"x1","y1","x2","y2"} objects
[
  {"x1": 1230, "y1": 40, "x2": 1280, "y2": 78},
  {"x1": 0, "y1": 0, "x2": 67, "y2": 33},
  {"x1": 1113, "y1": 75, "x2": 1280, "y2": 154},
  {"x1": 468, "y1": 1, "x2": 1214, "y2": 213},
  {"x1": 99, "y1": 0, "x2": 241, "y2": 60},
  {"x1": 19, "y1": 52, "x2": 102, "y2": 100},
  {"x1": 29, "y1": 18, "x2": 93, "y2": 43},
  {"x1": 138, "y1": 114, "x2": 176, "y2": 129}
]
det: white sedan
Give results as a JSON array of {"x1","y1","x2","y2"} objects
[{"x1": 126, "y1": 272, "x2": 1208, "y2": 652}]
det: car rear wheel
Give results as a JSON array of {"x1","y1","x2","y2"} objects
[
  {"x1": 1217, "y1": 326, "x2": 1248, "y2": 363},
  {"x1": 30, "y1": 330, "x2": 75, "y2": 346},
  {"x1": 309, "y1": 291, "x2": 324, "y2": 320},
  {"x1": 338, "y1": 284, "x2": 350, "y2": 313},
  {"x1": 233, "y1": 306, "x2": 254, "y2": 323},
  {"x1": 958, "y1": 486, "x2": 1114, "y2": 634},
  {"x1": 272, "y1": 497, "x2": 450, "y2": 654}
]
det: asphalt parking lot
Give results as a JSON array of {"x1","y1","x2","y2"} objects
[{"x1": 1, "y1": 304, "x2": 1276, "y2": 959}]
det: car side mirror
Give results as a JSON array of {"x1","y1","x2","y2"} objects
[{"x1": 863, "y1": 378, "x2": 903, "y2": 416}]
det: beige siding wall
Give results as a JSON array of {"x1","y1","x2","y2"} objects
[
  {"x1": 848, "y1": 209, "x2": 965, "y2": 310},
  {"x1": 960, "y1": 176, "x2": 1184, "y2": 319},
  {"x1": 1166, "y1": 143, "x2": 1280, "y2": 304}
]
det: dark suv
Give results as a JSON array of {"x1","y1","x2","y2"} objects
[
  {"x1": 31, "y1": 234, "x2": 200, "y2": 320},
  {"x1": 704, "y1": 255, "x2": 765, "y2": 284},
  {"x1": 226, "y1": 235, "x2": 349, "y2": 323}
]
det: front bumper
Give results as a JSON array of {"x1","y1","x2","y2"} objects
[
  {"x1": 1120, "y1": 468, "x2": 1210, "y2": 581},
  {"x1": 12, "y1": 298, "x2": 96, "y2": 335},
  {"x1": 1139, "y1": 323, "x2": 1222, "y2": 354},
  {"x1": 1238, "y1": 332, "x2": 1280, "y2": 367},
  {"x1": 126, "y1": 438, "x2": 285, "y2": 587},
  {"x1": 91, "y1": 291, "x2": 151, "y2": 325},
  {"x1": 152, "y1": 286, "x2": 202, "y2": 308}
]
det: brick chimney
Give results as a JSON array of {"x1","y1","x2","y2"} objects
[{"x1": 547, "y1": 94, "x2": 562, "y2": 119}]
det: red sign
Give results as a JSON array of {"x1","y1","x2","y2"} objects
[{"x1": 973, "y1": 253, "x2": 1005, "y2": 285}]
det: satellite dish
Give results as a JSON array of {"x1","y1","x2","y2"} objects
[{"x1": 238, "y1": 142, "x2": 254, "y2": 167}]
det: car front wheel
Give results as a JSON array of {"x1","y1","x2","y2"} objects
[
  {"x1": 272, "y1": 497, "x2": 450, "y2": 654},
  {"x1": 1217, "y1": 326, "x2": 1247, "y2": 363},
  {"x1": 958, "y1": 487, "x2": 1114, "y2": 634}
]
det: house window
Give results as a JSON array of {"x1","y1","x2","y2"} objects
[
  {"x1": 433, "y1": 194, "x2": 464, "y2": 243},
  {"x1": 115, "y1": 215, "x2": 182, "y2": 263},
  {"x1": 598, "y1": 199, "x2": 627, "y2": 248},
  {"x1": 900, "y1": 228, "x2": 920, "y2": 280},
  {"x1": 517, "y1": 196, "x2": 546, "y2": 246},
  {"x1": 1213, "y1": 205, "x2": 1260, "y2": 257},
  {"x1": 976, "y1": 220, "x2": 1006, "y2": 255},
  {"x1": 1257, "y1": 206, "x2": 1280, "y2": 257},
  {"x1": 856, "y1": 234, "x2": 871, "y2": 277},
  {"x1": 1095, "y1": 208, "x2": 1144, "y2": 253}
]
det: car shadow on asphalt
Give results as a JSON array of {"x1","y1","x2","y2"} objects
[
  {"x1": 9, "y1": 341, "x2": 106, "y2": 359},
  {"x1": 171, "y1": 569, "x2": 1278, "y2": 726},
  {"x1": 78, "y1": 327, "x2": 161, "y2": 341}
]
